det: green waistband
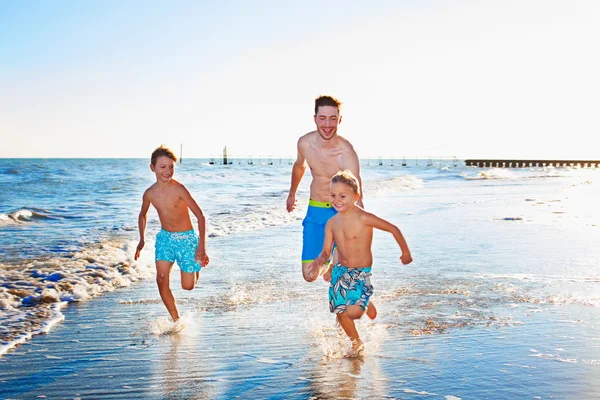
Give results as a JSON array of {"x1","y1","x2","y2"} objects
[{"x1": 309, "y1": 199, "x2": 333, "y2": 208}]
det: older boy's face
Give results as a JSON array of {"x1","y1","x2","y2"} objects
[
  {"x1": 314, "y1": 106, "x2": 341, "y2": 141},
  {"x1": 151, "y1": 156, "x2": 175, "y2": 182}
]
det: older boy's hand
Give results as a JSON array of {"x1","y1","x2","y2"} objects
[
  {"x1": 400, "y1": 253, "x2": 413, "y2": 265},
  {"x1": 134, "y1": 240, "x2": 144, "y2": 260},
  {"x1": 196, "y1": 248, "x2": 210, "y2": 267}
]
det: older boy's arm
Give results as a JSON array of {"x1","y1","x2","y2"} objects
[
  {"x1": 135, "y1": 192, "x2": 151, "y2": 260},
  {"x1": 366, "y1": 213, "x2": 412, "y2": 265},
  {"x1": 180, "y1": 186, "x2": 209, "y2": 267},
  {"x1": 287, "y1": 140, "x2": 307, "y2": 212}
]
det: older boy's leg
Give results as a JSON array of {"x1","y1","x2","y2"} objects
[
  {"x1": 156, "y1": 261, "x2": 180, "y2": 321},
  {"x1": 181, "y1": 270, "x2": 200, "y2": 291}
]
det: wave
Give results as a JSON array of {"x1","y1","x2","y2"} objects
[
  {"x1": 462, "y1": 167, "x2": 572, "y2": 181},
  {"x1": 0, "y1": 208, "x2": 51, "y2": 226},
  {"x1": 0, "y1": 239, "x2": 153, "y2": 356},
  {"x1": 363, "y1": 175, "x2": 424, "y2": 196}
]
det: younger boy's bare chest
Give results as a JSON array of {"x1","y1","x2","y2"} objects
[{"x1": 332, "y1": 218, "x2": 371, "y2": 242}]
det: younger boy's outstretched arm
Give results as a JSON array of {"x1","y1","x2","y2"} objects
[
  {"x1": 365, "y1": 213, "x2": 412, "y2": 265},
  {"x1": 135, "y1": 190, "x2": 151, "y2": 260},
  {"x1": 179, "y1": 185, "x2": 210, "y2": 267}
]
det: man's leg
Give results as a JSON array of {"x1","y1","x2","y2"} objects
[{"x1": 156, "y1": 261, "x2": 180, "y2": 321}]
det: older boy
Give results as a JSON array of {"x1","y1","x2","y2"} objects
[{"x1": 135, "y1": 146, "x2": 209, "y2": 322}]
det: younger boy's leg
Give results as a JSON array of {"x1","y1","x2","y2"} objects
[
  {"x1": 156, "y1": 261, "x2": 180, "y2": 321},
  {"x1": 366, "y1": 302, "x2": 377, "y2": 320},
  {"x1": 337, "y1": 307, "x2": 365, "y2": 356}
]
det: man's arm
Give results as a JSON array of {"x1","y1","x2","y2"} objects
[
  {"x1": 346, "y1": 143, "x2": 364, "y2": 208},
  {"x1": 135, "y1": 191, "x2": 151, "y2": 260},
  {"x1": 364, "y1": 213, "x2": 412, "y2": 265},
  {"x1": 287, "y1": 139, "x2": 307, "y2": 212},
  {"x1": 179, "y1": 185, "x2": 209, "y2": 267}
]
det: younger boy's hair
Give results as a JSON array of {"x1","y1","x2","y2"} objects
[
  {"x1": 315, "y1": 95, "x2": 342, "y2": 115},
  {"x1": 151, "y1": 146, "x2": 177, "y2": 165},
  {"x1": 331, "y1": 169, "x2": 360, "y2": 195}
]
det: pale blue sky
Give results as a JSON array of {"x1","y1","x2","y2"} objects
[{"x1": 1, "y1": 0, "x2": 599, "y2": 159}]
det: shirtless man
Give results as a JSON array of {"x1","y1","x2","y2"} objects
[{"x1": 286, "y1": 95, "x2": 364, "y2": 283}]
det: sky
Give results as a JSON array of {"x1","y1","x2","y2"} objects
[{"x1": 1, "y1": 0, "x2": 599, "y2": 159}]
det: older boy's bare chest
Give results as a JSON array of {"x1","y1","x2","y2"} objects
[{"x1": 150, "y1": 190, "x2": 182, "y2": 213}]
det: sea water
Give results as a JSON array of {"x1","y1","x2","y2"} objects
[{"x1": 0, "y1": 158, "x2": 599, "y2": 398}]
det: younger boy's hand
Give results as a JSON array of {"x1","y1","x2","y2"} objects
[
  {"x1": 196, "y1": 248, "x2": 210, "y2": 267},
  {"x1": 134, "y1": 240, "x2": 144, "y2": 260},
  {"x1": 323, "y1": 269, "x2": 332, "y2": 282},
  {"x1": 400, "y1": 253, "x2": 413, "y2": 265}
]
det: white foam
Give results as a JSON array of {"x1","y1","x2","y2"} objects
[
  {"x1": 150, "y1": 312, "x2": 198, "y2": 337},
  {"x1": 0, "y1": 239, "x2": 153, "y2": 356}
]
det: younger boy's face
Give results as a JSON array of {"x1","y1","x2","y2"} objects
[
  {"x1": 330, "y1": 182, "x2": 359, "y2": 213},
  {"x1": 150, "y1": 156, "x2": 175, "y2": 183}
]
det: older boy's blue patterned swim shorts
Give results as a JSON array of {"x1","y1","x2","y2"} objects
[
  {"x1": 329, "y1": 264, "x2": 373, "y2": 314},
  {"x1": 155, "y1": 229, "x2": 201, "y2": 273}
]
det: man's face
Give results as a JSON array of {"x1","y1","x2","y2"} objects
[{"x1": 314, "y1": 105, "x2": 341, "y2": 141}]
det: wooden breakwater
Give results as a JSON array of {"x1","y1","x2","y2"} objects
[{"x1": 465, "y1": 159, "x2": 599, "y2": 168}]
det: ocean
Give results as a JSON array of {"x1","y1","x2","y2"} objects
[{"x1": 0, "y1": 158, "x2": 599, "y2": 399}]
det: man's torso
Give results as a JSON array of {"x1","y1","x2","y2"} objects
[{"x1": 301, "y1": 132, "x2": 356, "y2": 202}]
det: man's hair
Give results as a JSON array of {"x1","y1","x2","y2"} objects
[
  {"x1": 331, "y1": 169, "x2": 360, "y2": 195},
  {"x1": 151, "y1": 146, "x2": 177, "y2": 165},
  {"x1": 314, "y1": 95, "x2": 342, "y2": 115}
]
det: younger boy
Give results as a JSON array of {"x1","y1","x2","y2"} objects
[
  {"x1": 135, "y1": 146, "x2": 209, "y2": 322},
  {"x1": 308, "y1": 170, "x2": 412, "y2": 357}
]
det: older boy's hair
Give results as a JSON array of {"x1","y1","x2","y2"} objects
[
  {"x1": 151, "y1": 146, "x2": 177, "y2": 165},
  {"x1": 332, "y1": 169, "x2": 360, "y2": 195},
  {"x1": 314, "y1": 95, "x2": 342, "y2": 115}
]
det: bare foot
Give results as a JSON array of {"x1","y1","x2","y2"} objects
[
  {"x1": 344, "y1": 341, "x2": 364, "y2": 358},
  {"x1": 366, "y1": 303, "x2": 377, "y2": 320}
]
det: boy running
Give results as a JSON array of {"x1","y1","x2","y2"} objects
[
  {"x1": 135, "y1": 146, "x2": 209, "y2": 322},
  {"x1": 308, "y1": 170, "x2": 412, "y2": 357}
]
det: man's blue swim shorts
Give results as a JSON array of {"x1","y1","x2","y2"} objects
[
  {"x1": 302, "y1": 199, "x2": 337, "y2": 264},
  {"x1": 329, "y1": 264, "x2": 373, "y2": 314},
  {"x1": 155, "y1": 228, "x2": 202, "y2": 273}
]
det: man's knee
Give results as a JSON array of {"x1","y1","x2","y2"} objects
[{"x1": 302, "y1": 263, "x2": 318, "y2": 282}]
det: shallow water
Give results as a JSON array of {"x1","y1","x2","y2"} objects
[{"x1": 1, "y1": 159, "x2": 599, "y2": 398}]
